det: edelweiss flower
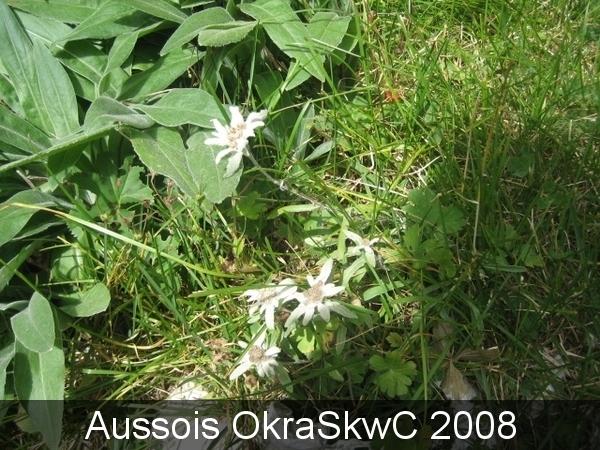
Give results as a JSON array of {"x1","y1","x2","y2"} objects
[
  {"x1": 243, "y1": 278, "x2": 297, "y2": 329},
  {"x1": 229, "y1": 333, "x2": 280, "y2": 380},
  {"x1": 345, "y1": 230, "x2": 380, "y2": 267},
  {"x1": 204, "y1": 106, "x2": 267, "y2": 177},
  {"x1": 285, "y1": 259, "x2": 356, "y2": 327}
]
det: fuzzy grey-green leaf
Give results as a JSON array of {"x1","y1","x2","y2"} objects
[{"x1": 11, "y1": 292, "x2": 55, "y2": 353}]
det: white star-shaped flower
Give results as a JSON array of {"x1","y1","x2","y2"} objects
[
  {"x1": 285, "y1": 259, "x2": 356, "y2": 327},
  {"x1": 345, "y1": 230, "x2": 380, "y2": 267},
  {"x1": 229, "y1": 333, "x2": 280, "y2": 380},
  {"x1": 204, "y1": 106, "x2": 267, "y2": 178},
  {"x1": 243, "y1": 278, "x2": 297, "y2": 329}
]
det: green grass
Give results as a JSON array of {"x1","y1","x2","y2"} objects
[
  {"x1": 51, "y1": 0, "x2": 600, "y2": 406},
  {"x1": 1, "y1": 1, "x2": 598, "y2": 449}
]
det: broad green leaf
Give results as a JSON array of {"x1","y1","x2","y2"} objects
[
  {"x1": 61, "y1": 2, "x2": 150, "y2": 42},
  {"x1": 11, "y1": 292, "x2": 55, "y2": 353},
  {"x1": 59, "y1": 283, "x2": 110, "y2": 317},
  {"x1": 0, "y1": 106, "x2": 51, "y2": 154},
  {"x1": 197, "y1": 21, "x2": 257, "y2": 47},
  {"x1": 84, "y1": 96, "x2": 155, "y2": 133},
  {"x1": 181, "y1": 0, "x2": 213, "y2": 8},
  {"x1": 32, "y1": 39, "x2": 79, "y2": 138},
  {"x1": 7, "y1": 0, "x2": 105, "y2": 23},
  {"x1": 129, "y1": 127, "x2": 200, "y2": 199},
  {"x1": 0, "y1": 190, "x2": 61, "y2": 247},
  {"x1": 0, "y1": 1, "x2": 52, "y2": 131},
  {"x1": 134, "y1": 88, "x2": 221, "y2": 127},
  {"x1": 126, "y1": 0, "x2": 186, "y2": 24},
  {"x1": 105, "y1": 31, "x2": 139, "y2": 74},
  {"x1": 0, "y1": 342, "x2": 14, "y2": 400},
  {"x1": 161, "y1": 7, "x2": 233, "y2": 55},
  {"x1": 187, "y1": 131, "x2": 242, "y2": 203},
  {"x1": 305, "y1": 140, "x2": 335, "y2": 162},
  {"x1": 119, "y1": 48, "x2": 203, "y2": 100},
  {"x1": 14, "y1": 340, "x2": 64, "y2": 450},
  {"x1": 240, "y1": 0, "x2": 325, "y2": 81},
  {"x1": 306, "y1": 12, "x2": 350, "y2": 54}
]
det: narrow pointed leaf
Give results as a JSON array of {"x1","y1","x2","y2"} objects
[
  {"x1": 197, "y1": 21, "x2": 257, "y2": 47},
  {"x1": 0, "y1": 106, "x2": 51, "y2": 154},
  {"x1": 126, "y1": 0, "x2": 186, "y2": 24},
  {"x1": 119, "y1": 48, "x2": 203, "y2": 100},
  {"x1": 105, "y1": 31, "x2": 138, "y2": 74},
  {"x1": 84, "y1": 96, "x2": 155, "y2": 133},
  {"x1": 161, "y1": 7, "x2": 232, "y2": 55}
]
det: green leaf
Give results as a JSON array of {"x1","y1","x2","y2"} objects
[
  {"x1": 16, "y1": 11, "x2": 126, "y2": 98},
  {"x1": 0, "y1": 70, "x2": 22, "y2": 114},
  {"x1": 14, "y1": 340, "x2": 64, "y2": 450},
  {"x1": 6, "y1": 0, "x2": 105, "y2": 23},
  {"x1": 235, "y1": 191, "x2": 266, "y2": 220},
  {"x1": 160, "y1": 7, "x2": 233, "y2": 55},
  {"x1": 0, "y1": 241, "x2": 40, "y2": 292},
  {"x1": 0, "y1": 341, "x2": 15, "y2": 400},
  {"x1": 0, "y1": 124, "x2": 114, "y2": 174},
  {"x1": 59, "y1": 283, "x2": 110, "y2": 317},
  {"x1": 61, "y1": 2, "x2": 149, "y2": 41},
  {"x1": 127, "y1": 0, "x2": 186, "y2": 23},
  {"x1": 403, "y1": 187, "x2": 439, "y2": 227},
  {"x1": 369, "y1": 351, "x2": 416, "y2": 397},
  {"x1": 11, "y1": 292, "x2": 55, "y2": 353},
  {"x1": 32, "y1": 39, "x2": 79, "y2": 138},
  {"x1": 119, "y1": 48, "x2": 203, "y2": 100},
  {"x1": 105, "y1": 31, "x2": 139, "y2": 74},
  {"x1": 0, "y1": 1, "x2": 52, "y2": 132},
  {"x1": 187, "y1": 131, "x2": 242, "y2": 203},
  {"x1": 240, "y1": 0, "x2": 325, "y2": 82},
  {"x1": 0, "y1": 106, "x2": 52, "y2": 154},
  {"x1": 0, "y1": 190, "x2": 62, "y2": 247},
  {"x1": 129, "y1": 127, "x2": 201, "y2": 199},
  {"x1": 84, "y1": 96, "x2": 155, "y2": 133},
  {"x1": 134, "y1": 88, "x2": 221, "y2": 127},
  {"x1": 197, "y1": 21, "x2": 257, "y2": 47}
]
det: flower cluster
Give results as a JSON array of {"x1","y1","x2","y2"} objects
[{"x1": 229, "y1": 259, "x2": 356, "y2": 380}]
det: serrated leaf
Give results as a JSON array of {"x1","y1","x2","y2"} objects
[
  {"x1": 240, "y1": 0, "x2": 325, "y2": 82},
  {"x1": 105, "y1": 31, "x2": 138, "y2": 74},
  {"x1": 197, "y1": 21, "x2": 257, "y2": 47},
  {"x1": 130, "y1": 127, "x2": 201, "y2": 199},
  {"x1": 0, "y1": 341, "x2": 15, "y2": 400},
  {"x1": 403, "y1": 187, "x2": 439, "y2": 226},
  {"x1": 59, "y1": 283, "x2": 110, "y2": 317},
  {"x1": 6, "y1": 0, "x2": 104, "y2": 23},
  {"x1": 369, "y1": 351, "x2": 416, "y2": 397},
  {"x1": 0, "y1": 190, "x2": 61, "y2": 247},
  {"x1": 11, "y1": 292, "x2": 55, "y2": 353},
  {"x1": 84, "y1": 96, "x2": 155, "y2": 132},
  {"x1": 386, "y1": 332, "x2": 403, "y2": 348},
  {"x1": 126, "y1": 0, "x2": 186, "y2": 24},
  {"x1": 403, "y1": 224, "x2": 421, "y2": 253},
  {"x1": 161, "y1": 7, "x2": 232, "y2": 55},
  {"x1": 119, "y1": 48, "x2": 203, "y2": 100},
  {"x1": 14, "y1": 340, "x2": 64, "y2": 450},
  {"x1": 187, "y1": 131, "x2": 242, "y2": 203},
  {"x1": 0, "y1": 106, "x2": 51, "y2": 154},
  {"x1": 134, "y1": 88, "x2": 221, "y2": 127}
]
